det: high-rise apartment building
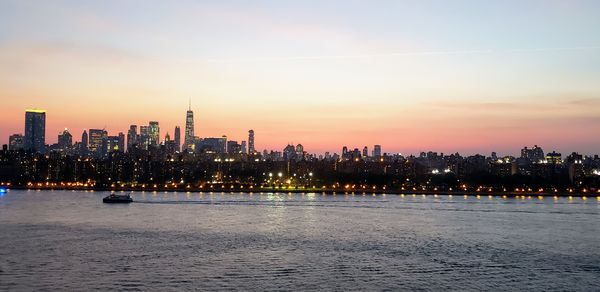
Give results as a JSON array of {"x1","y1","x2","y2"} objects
[
  {"x1": 174, "y1": 126, "x2": 181, "y2": 152},
  {"x1": 248, "y1": 130, "x2": 255, "y2": 154},
  {"x1": 24, "y1": 109, "x2": 46, "y2": 153},
  {"x1": 58, "y1": 129, "x2": 72, "y2": 149},
  {"x1": 9, "y1": 134, "x2": 24, "y2": 151},
  {"x1": 127, "y1": 125, "x2": 138, "y2": 151}
]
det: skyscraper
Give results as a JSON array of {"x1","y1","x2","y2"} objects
[
  {"x1": 149, "y1": 121, "x2": 160, "y2": 146},
  {"x1": 80, "y1": 130, "x2": 88, "y2": 155},
  {"x1": 241, "y1": 141, "x2": 247, "y2": 154},
  {"x1": 58, "y1": 129, "x2": 72, "y2": 149},
  {"x1": 184, "y1": 103, "x2": 195, "y2": 152},
  {"x1": 140, "y1": 126, "x2": 150, "y2": 150},
  {"x1": 24, "y1": 109, "x2": 46, "y2": 153},
  {"x1": 81, "y1": 130, "x2": 88, "y2": 147},
  {"x1": 106, "y1": 135, "x2": 123, "y2": 153},
  {"x1": 373, "y1": 145, "x2": 382, "y2": 157},
  {"x1": 174, "y1": 126, "x2": 181, "y2": 152},
  {"x1": 362, "y1": 146, "x2": 368, "y2": 158},
  {"x1": 248, "y1": 130, "x2": 255, "y2": 154},
  {"x1": 89, "y1": 129, "x2": 107, "y2": 155},
  {"x1": 127, "y1": 125, "x2": 138, "y2": 151},
  {"x1": 117, "y1": 132, "x2": 125, "y2": 153}
]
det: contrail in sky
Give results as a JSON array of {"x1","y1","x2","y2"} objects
[{"x1": 204, "y1": 46, "x2": 600, "y2": 63}]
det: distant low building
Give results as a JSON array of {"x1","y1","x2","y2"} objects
[
  {"x1": 195, "y1": 136, "x2": 227, "y2": 153},
  {"x1": 545, "y1": 151, "x2": 562, "y2": 164}
]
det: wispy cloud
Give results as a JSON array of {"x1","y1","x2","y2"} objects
[
  {"x1": 205, "y1": 49, "x2": 494, "y2": 63},
  {"x1": 204, "y1": 46, "x2": 600, "y2": 63}
]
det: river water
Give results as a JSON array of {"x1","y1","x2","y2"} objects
[{"x1": 0, "y1": 190, "x2": 598, "y2": 291}]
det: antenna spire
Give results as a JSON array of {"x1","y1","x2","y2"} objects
[{"x1": 189, "y1": 98, "x2": 191, "y2": 111}]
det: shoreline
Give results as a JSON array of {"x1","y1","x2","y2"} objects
[{"x1": 4, "y1": 185, "x2": 599, "y2": 198}]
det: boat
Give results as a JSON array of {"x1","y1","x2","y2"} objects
[{"x1": 102, "y1": 193, "x2": 133, "y2": 203}]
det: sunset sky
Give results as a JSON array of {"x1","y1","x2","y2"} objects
[{"x1": 1, "y1": 0, "x2": 600, "y2": 155}]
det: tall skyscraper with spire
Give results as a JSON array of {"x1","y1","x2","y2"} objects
[{"x1": 184, "y1": 99, "x2": 195, "y2": 152}]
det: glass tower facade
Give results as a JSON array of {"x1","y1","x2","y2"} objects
[
  {"x1": 184, "y1": 109, "x2": 195, "y2": 152},
  {"x1": 24, "y1": 109, "x2": 46, "y2": 153}
]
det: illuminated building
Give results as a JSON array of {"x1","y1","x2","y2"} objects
[
  {"x1": 9, "y1": 134, "x2": 24, "y2": 151},
  {"x1": 149, "y1": 121, "x2": 160, "y2": 147},
  {"x1": 106, "y1": 135, "x2": 123, "y2": 153},
  {"x1": 140, "y1": 126, "x2": 150, "y2": 150},
  {"x1": 248, "y1": 130, "x2": 255, "y2": 154},
  {"x1": 195, "y1": 136, "x2": 227, "y2": 153},
  {"x1": 58, "y1": 129, "x2": 72, "y2": 149},
  {"x1": 546, "y1": 151, "x2": 562, "y2": 164},
  {"x1": 184, "y1": 104, "x2": 195, "y2": 152},
  {"x1": 521, "y1": 145, "x2": 544, "y2": 162},
  {"x1": 89, "y1": 129, "x2": 107, "y2": 155},
  {"x1": 24, "y1": 109, "x2": 46, "y2": 153}
]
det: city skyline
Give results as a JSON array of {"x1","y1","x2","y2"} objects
[
  {"x1": 4, "y1": 105, "x2": 600, "y2": 158},
  {"x1": 2, "y1": 1, "x2": 600, "y2": 155}
]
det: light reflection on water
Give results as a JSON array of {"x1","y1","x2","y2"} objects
[{"x1": 0, "y1": 190, "x2": 599, "y2": 291}]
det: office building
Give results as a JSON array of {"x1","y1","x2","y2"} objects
[
  {"x1": 106, "y1": 135, "x2": 123, "y2": 153},
  {"x1": 195, "y1": 136, "x2": 227, "y2": 153},
  {"x1": 149, "y1": 121, "x2": 160, "y2": 147},
  {"x1": 140, "y1": 126, "x2": 150, "y2": 150},
  {"x1": 184, "y1": 105, "x2": 195, "y2": 152},
  {"x1": 89, "y1": 129, "x2": 107, "y2": 155}
]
